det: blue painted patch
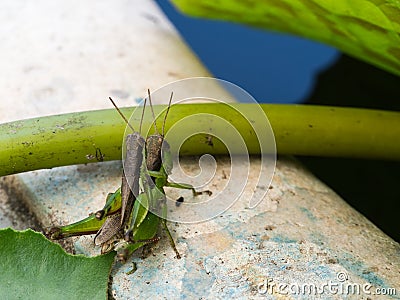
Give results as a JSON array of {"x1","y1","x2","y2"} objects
[
  {"x1": 309, "y1": 232, "x2": 326, "y2": 247},
  {"x1": 270, "y1": 235, "x2": 297, "y2": 244},
  {"x1": 181, "y1": 241, "x2": 218, "y2": 298},
  {"x1": 308, "y1": 265, "x2": 333, "y2": 280},
  {"x1": 299, "y1": 206, "x2": 317, "y2": 221},
  {"x1": 338, "y1": 253, "x2": 386, "y2": 288}
]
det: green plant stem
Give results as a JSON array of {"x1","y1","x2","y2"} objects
[{"x1": 0, "y1": 104, "x2": 399, "y2": 177}]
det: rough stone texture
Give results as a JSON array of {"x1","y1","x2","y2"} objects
[{"x1": 0, "y1": 1, "x2": 399, "y2": 299}]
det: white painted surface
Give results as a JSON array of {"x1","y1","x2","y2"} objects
[{"x1": 0, "y1": 0, "x2": 210, "y2": 122}]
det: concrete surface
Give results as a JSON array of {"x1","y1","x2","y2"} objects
[
  {"x1": 0, "y1": 1, "x2": 399, "y2": 299},
  {"x1": 0, "y1": 0, "x2": 210, "y2": 228}
]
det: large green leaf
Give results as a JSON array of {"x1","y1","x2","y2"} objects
[
  {"x1": 0, "y1": 228, "x2": 115, "y2": 300},
  {"x1": 171, "y1": 0, "x2": 400, "y2": 76}
]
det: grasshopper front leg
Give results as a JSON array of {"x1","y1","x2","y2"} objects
[
  {"x1": 146, "y1": 170, "x2": 212, "y2": 197},
  {"x1": 165, "y1": 181, "x2": 212, "y2": 197}
]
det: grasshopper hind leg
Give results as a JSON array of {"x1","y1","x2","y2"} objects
[
  {"x1": 126, "y1": 262, "x2": 137, "y2": 275},
  {"x1": 161, "y1": 219, "x2": 181, "y2": 259},
  {"x1": 116, "y1": 236, "x2": 161, "y2": 264}
]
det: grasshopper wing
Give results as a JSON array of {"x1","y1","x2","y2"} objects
[{"x1": 94, "y1": 212, "x2": 122, "y2": 246}]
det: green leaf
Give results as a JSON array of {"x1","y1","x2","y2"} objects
[
  {"x1": 171, "y1": 0, "x2": 400, "y2": 76},
  {"x1": 0, "y1": 228, "x2": 115, "y2": 300}
]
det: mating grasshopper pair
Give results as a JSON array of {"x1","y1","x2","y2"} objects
[{"x1": 48, "y1": 91, "x2": 211, "y2": 265}]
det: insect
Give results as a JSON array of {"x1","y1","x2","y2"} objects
[
  {"x1": 48, "y1": 90, "x2": 212, "y2": 267},
  {"x1": 93, "y1": 96, "x2": 147, "y2": 253},
  {"x1": 49, "y1": 95, "x2": 147, "y2": 255}
]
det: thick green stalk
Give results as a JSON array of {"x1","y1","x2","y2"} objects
[{"x1": 0, "y1": 104, "x2": 399, "y2": 177}]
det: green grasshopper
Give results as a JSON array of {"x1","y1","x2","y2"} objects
[
  {"x1": 93, "y1": 96, "x2": 148, "y2": 254},
  {"x1": 48, "y1": 95, "x2": 147, "y2": 255},
  {"x1": 48, "y1": 91, "x2": 211, "y2": 265}
]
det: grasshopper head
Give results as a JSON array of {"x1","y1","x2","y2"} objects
[
  {"x1": 145, "y1": 134, "x2": 163, "y2": 171},
  {"x1": 145, "y1": 90, "x2": 173, "y2": 173}
]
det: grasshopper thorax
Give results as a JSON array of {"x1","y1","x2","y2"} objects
[{"x1": 145, "y1": 134, "x2": 164, "y2": 171}]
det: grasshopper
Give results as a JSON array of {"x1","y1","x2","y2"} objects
[
  {"x1": 115, "y1": 91, "x2": 212, "y2": 261},
  {"x1": 93, "y1": 96, "x2": 147, "y2": 253},
  {"x1": 48, "y1": 95, "x2": 147, "y2": 252},
  {"x1": 48, "y1": 91, "x2": 212, "y2": 265}
]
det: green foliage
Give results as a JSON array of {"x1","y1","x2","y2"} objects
[
  {"x1": 0, "y1": 228, "x2": 115, "y2": 300},
  {"x1": 171, "y1": 0, "x2": 400, "y2": 76}
]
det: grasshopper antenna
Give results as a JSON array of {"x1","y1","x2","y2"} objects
[
  {"x1": 109, "y1": 97, "x2": 135, "y2": 132},
  {"x1": 162, "y1": 92, "x2": 173, "y2": 137},
  {"x1": 139, "y1": 96, "x2": 147, "y2": 134},
  {"x1": 147, "y1": 89, "x2": 160, "y2": 135}
]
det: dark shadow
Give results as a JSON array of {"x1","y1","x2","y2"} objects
[{"x1": 300, "y1": 54, "x2": 400, "y2": 242}]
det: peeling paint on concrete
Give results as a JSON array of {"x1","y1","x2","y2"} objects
[{"x1": 10, "y1": 156, "x2": 398, "y2": 299}]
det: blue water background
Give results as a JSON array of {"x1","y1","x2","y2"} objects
[{"x1": 156, "y1": 1, "x2": 339, "y2": 103}]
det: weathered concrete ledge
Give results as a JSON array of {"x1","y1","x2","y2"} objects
[
  {"x1": 0, "y1": 1, "x2": 398, "y2": 299},
  {"x1": 6, "y1": 156, "x2": 399, "y2": 299}
]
